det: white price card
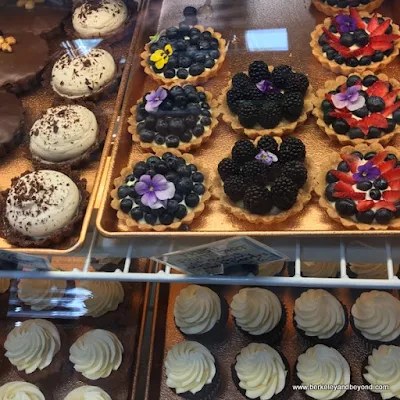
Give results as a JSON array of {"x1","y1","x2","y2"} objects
[
  {"x1": 152, "y1": 236, "x2": 288, "y2": 275},
  {"x1": 0, "y1": 250, "x2": 51, "y2": 271}
]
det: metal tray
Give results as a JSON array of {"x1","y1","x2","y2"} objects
[
  {"x1": 139, "y1": 281, "x2": 392, "y2": 400},
  {"x1": 96, "y1": 0, "x2": 400, "y2": 237}
]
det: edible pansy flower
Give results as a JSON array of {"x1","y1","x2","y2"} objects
[
  {"x1": 353, "y1": 162, "x2": 381, "y2": 182},
  {"x1": 150, "y1": 44, "x2": 173, "y2": 70},
  {"x1": 256, "y1": 80, "x2": 280, "y2": 94},
  {"x1": 335, "y1": 14, "x2": 357, "y2": 34},
  {"x1": 332, "y1": 85, "x2": 365, "y2": 111},
  {"x1": 145, "y1": 87, "x2": 168, "y2": 112},
  {"x1": 135, "y1": 174, "x2": 175, "y2": 209},
  {"x1": 255, "y1": 150, "x2": 278, "y2": 166}
]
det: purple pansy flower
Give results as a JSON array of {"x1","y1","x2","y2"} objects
[
  {"x1": 135, "y1": 174, "x2": 175, "y2": 209},
  {"x1": 256, "y1": 80, "x2": 280, "y2": 94},
  {"x1": 255, "y1": 150, "x2": 278, "y2": 166},
  {"x1": 335, "y1": 14, "x2": 357, "y2": 33},
  {"x1": 332, "y1": 85, "x2": 365, "y2": 111},
  {"x1": 145, "y1": 87, "x2": 168, "y2": 112},
  {"x1": 353, "y1": 162, "x2": 381, "y2": 182}
]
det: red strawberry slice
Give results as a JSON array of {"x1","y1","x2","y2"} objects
[
  {"x1": 325, "y1": 93, "x2": 333, "y2": 103},
  {"x1": 382, "y1": 102, "x2": 400, "y2": 118},
  {"x1": 375, "y1": 200, "x2": 397, "y2": 212},
  {"x1": 371, "y1": 151, "x2": 389, "y2": 166},
  {"x1": 330, "y1": 170, "x2": 356, "y2": 184},
  {"x1": 329, "y1": 41, "x2": 352, "y2": 57},
  {"x1": 350, "y1": 8, "x2": 366, "y2": 30},
  {"x1": 383, "y1": 90, "x2": 400, "y2": 107},
  {"x1": 340, "y1": 154, "x2": 359, "y2": 173},
  {"x1": 382, "y1": 168, "x2": 400, "y2": 182},
  {"x1": 380, "y1": 160, "x2": 397, "y2": 174},
  {"x1": 383, "y1": 190, "x2": 400, "y2": 203},
  {"x1": 357, "y1": 200, "x2": 375, "y2": 212},
  {"x1": 349, "y1": 45, "x2": 375, "y2": 58},
  {"x1": 370, "y1": 19, "x2": 392, "y2": 37},
  {"x1": 358, "y1": 114, "x2": 388, "y2": 135},
  {"x1": 333, "y1": 191, "x2": 366, "y2": 200},
  {"x1": 322, "y1": 27, "x2": 340, "y2": 43},
  {"x1": 367, "y1": 14, "x2": 380, "y2": 33},
  {"x1": 371, "y1": 41, "x2": 394, "y2": 52},
  {"x1": 334, "y1": 181, "x2": 354, "y2": 192},
  {"x1": 367, "y1": 81, "x2": 390, "y2": 97},
  {"x1": 330, "y1": 111, "x2": 352, "y2": 118},
  {"x1": 370, "y1": 34, "x2": 400, "y2": 43},
  {"x1": 390, "y1": 180, "x2": 400, "y2": 190}
]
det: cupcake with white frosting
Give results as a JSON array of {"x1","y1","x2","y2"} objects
[
  {"x1": 294, "y1": 289, "x2": 348, "y2": 346},
  {"x1": 348, "y1": 263, "x2": 400, "y2": 280},
  {"x1": 0, "y1": 382, "x2": 45, "y2": 400},
  {"x1": 351, "y1": 291, "x2": 400, "y2": 349},
  {"x1": 231, "y1": 288, "x2": 286, "y2": 344},
  {"x1": 232, "y1": 343, "x2": 289, "y2": 400},
  {"x1": 174, "y1": 285, "x2": 228, "y2": 341},
  {"x1": 295, "y1": 344, "x2": 351, "y2": 400},
  {"x1": 165, "y1": 340, "x2": 220, "y2": 400},
  {"x1": 64, "y1": 385, "x2": 112, "y2": 400}
]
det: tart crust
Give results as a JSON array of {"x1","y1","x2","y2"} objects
[
  {"x1": 313, "y1": 71, "x2": 400, "y2": 145},
  {"x1": 128, "y1": 86, "x2": 219, "y2": 153},
  {"x1": 311, "y1": 0, "x2": 384, "y2": 17},
  {"x1": 218, "y1": 66, "x2": 315, "y2": 139},
  {"x1": 212, "y1": 137, "x2": 314, "y2": 225},
  {"x1": 315, "y1": 142, "x2": 400, "y2": 231},
  {"x1": 110, "y1": 149, "x2": 211, "y2": 231},
  {"x1": 310, "y1": 12, "x2": 400, "y2": 76},
  {"x1": 140, "y1": 25, "x2": 227, "y2": 86}
]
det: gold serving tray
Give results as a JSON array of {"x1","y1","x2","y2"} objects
[{"x1": 97, "y1": 0, "x2": 400, "y2": 237}]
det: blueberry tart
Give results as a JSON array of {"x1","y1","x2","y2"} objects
[
  {"x1": 312, "y1": 0, "x2": 384, "y2": 17},
  {"x1": 316, "y1": 143, "x2": 400, "y2": 230},
  {"x1": 214, "y1": 136, "x2": 313, "y2": 225},
  {"x1": 310, "y1": 10, "x2": 400, "y2": 75},
  {"x1": 128, "y1": 85, "x2": 218, "y2": 153},
  {"x1": 140, "y1": 25, "x2": 227, "y2": 85},
  {"x1": 219, "y1": 61, "x2": 315, "y2": 139},
  {"x1": 111, "y1": 150, "x2": 211, "y2": 231},
  {"x1": 313, "y1": 71, "x2": 400, "y2": 145}
]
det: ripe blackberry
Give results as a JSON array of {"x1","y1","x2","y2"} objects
[
  {"x1": 248, "y1": 61, "x2": 271, "y2": 83},
  {"x1": 223, "y1": 175, "x2": 247, "y2": 202},
  {"x1": 243, "y1": 185, "x2": 273, "y2": 214},
  {"x1": 278, "y1": 137, "x2": 306, "y2": 163},
  {"x1": 264, "y1": 92, "x2": 283, "y2": 104},
  {"x1": 284, "y1": 73, "x2": 309, "y2": 94},
  {"x1": 259, "y1": 101, "x2": 282, "y2": 129},
  {"x1": 282, "y1": 92, "x2": 304, "y2": 121},
  {"x1": 232, "y1": 72, "x2": 251, "y2": 90},
  {"x1": 237, "y1": 100, "x2": 259, "y2": 128},
  {"x1": 243, "y1": 85, "x2": 265, "y2": 101},
  {"x1": 218, "y1": 157, "x2": 240, "y2": 181},
  {"x1": 232, "y1": 139, "x2": 257, "y2": 164},
  {"x1": 270, "y1": 176, "x2": 299, "y2": 210},
  {"x1": 281, "y1": 160, "x2": 308, "y2": 188},
  {"x1": 226, "y1": 88, "x2": 243, "y2": 113},
  {"x1": 257, "y1": 136, "x2": 279, "y2": 154},
  {"x1": 271, "y1": 65, "x2": 292, "y2": 89},
  {"x1": 240, "y1": 160, "x2": 265, "y2": 185}
]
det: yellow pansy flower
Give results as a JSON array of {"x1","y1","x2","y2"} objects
[{"x1": 150, "y1": 44, "x2": 174, "y2": 70}]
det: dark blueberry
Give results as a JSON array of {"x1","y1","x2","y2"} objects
[
  {"x1": 340, "y1": 33, "x2": 354, "y2": 48},
  {"x1": 333, "y1": 118, "x2": 350, "y2": 134},
  {"x1": 150, "y1": 43, "x2": 159, "y2": 53},
  {"x1": 144, "y1": 213, "x2": 157, "y2": 225},
  {"x1": 329, "y1": 25, "x2": 337, "y2": 33},
  {"x1": 318, "y1": 33, "x2": 328, "y2": 46},
  {"x1": 187, "y1": 92, "x2": 200, "y2": 103},
  {"x1": 326, "y1": 170, "x2": 339, "y2": 184},
  {"x1": 129, "y1": 207, "x2": 143, "y2": 221},
  {"x1": 164, "y1": 69, "x2": 175, "y2": 79},
  {"x1": 146, "y1": 170, "x2": 156, "y2": 178},
  {"x1": 184, "y1": 6, "x2": 197, "y2": 16},
  {"x1": 120, "y1": 198, "x2": 133, "y2": 213},
  {"x1": 198, "y1": 92, "x2": 206, "y2": 102},
  {"x1": 395, "y1": 203, "x2": 400, "y2": 218},
  {"x1": 359, "y1": 56, "x2": 372, "y2": 66},
  {"x1": 166, "y1": 55, "x2": 178, "y2": 70},
  {"x1": 155, "y1": 119, "x2": 169, "y2": 135},
  {"x1": 374, "y1": 178, "x2": 388, "y2": 190},
  {"x1": 369, "y1": 188, "x2": 382, "y2": 200},
  {"x1": 159, "y1": 99, "x2": 174, "y2": 112},
  {"x1": 367, "y1": 96, "x2": 385, "y2": 113},
  {"x1": 337, "y1": 0, "x2": 347, "y2": 7},
  {"x1": 176, "y1": 157, "x2": 186, "y2": 167},
  {"x1": 159, "y1": 212, "x2": 174, "y2": 225},
  {"x1": 325, "y1": 183, "x2": 337, "y2": 201},
  {"x1": 176, "y1": 177, "x2": 194, "y2": 195},
  {"x1": 334, "y1": 54, "x2": 345, "y2": 65},
  {"x1": 201, "y1": 117, "x2": 212, "y2": 126},
  {"x1": 166, "y1": 158, "x2": 177, "y2": 171},
  {"x1": 393, "y1": 109, "x2": 400, "y2": 124},
  {"x1": 147, "y1": 156, "x2": 161, "y2": 168},
  {"x1": 187, "y1": 103, "x2": 201, "y2": 114},
  {"x1": 372, "y1": 51, "x2": 385, "y2": 62},
  {"x1": 180, "y1": 132, "x2": 193, "y2": 142},
  {"x1": 356, "y1": 181, "x2": 372, "y2": 191},
  {"x1": 125, "y1": 174, "x2": 135, "y2": 183},
  {"x1": 155, "y1": 135, "x2": 165, "y2": 145},
  {"x1": 324, "y1": 113, "x2": 335, "y2": 125},
  {"x1": 202, "y1": 31, "x2": 212, "y2": 40},
  {"x1": 166, "y1": 27, "x2": 179, "y2": 40},
  {"x1": 362, "y1": 75, "x2": 378, "y2": 87},
  {"x1": 162, "y1": 152, "x2": 175, "y2": 161},
  {"x1": 175, "y1": 95, "x2": 188, "y2": 108},
  {"x1": 321, "y1": 99, "x2": 334, "y2": 112},
  {"x1": 328, "y1": 90, "x2": 337, "y2": 95},
  {"x1": 345, "y1": 57, "x2": 359, "y2": 67},
  {"x1": 170, "y1": 86, "x2": 185, "y2": 98},
  {"x1": 177, "y1": 68, "x2": 189, "y2": 79},
  {"x1": 359, "y1": 90, "x2": 369, "y2": 100},
  {"x1": 384, "y1": 47, "x2": 394, "y2": 56},
  {"x1": 353, "y1": 29, "x2": 369, "y2": 47},
  {"x1": 179, "y1": 22, "x2": 191, "y2": 36},
  {"x1": 156, "y1": 36, "x2": 168, "y2": 48},
  {"x1": 190, "y1": 34, "x2": 201, "y2": 45},
  {"x1": 209, "y1": 49, "x2": 220, "y2": 59},
  {"x1": 377, "y1": 17, "x2": 385, "y2": 24},
  {"x1": 133, "y1": 162, "x2": 148, "y2": 178},
  {"x1": 338, "y1": 161, "x2": 350, "y2": 172},
  {"x1": 193, "y1": 125, "x2": 204, "y2": 137},
  {"x1": 175, "y1": 204, "x2": 188, "y2": 219},
  {"x1": 185, "y1": 193, "x2": 200, "y2": 208},
  {"x1": 356, "y1": 210, "x2": 375, "y2": 224},
  {"x1": 169, "y1": 118, "x2": 186, "y2": 135},
  {"x1": 210, "y1": 38, "x2": 219, "y2": 50},
  {"x1": 364, "y1": 152, "x2": 377, "y2": 160},
  {"x1": 144, "y1": 114, "x2": 157, "y2": 129},
  {"x1": 385, "y1": 25, "x2": 393, "y2": 35},
  {"x1": 335, "y1": 199, "x2": 356, "y2": 217},
  {"x1": 175, "y1": 39, "x2": 188, "y2": 52},
  {"x1": 367, "y1": 127, "x2": 382, "y2": 139},
  {"x1": 322, "y1": 44, "x2": 332, "y2": 53},
  {"x1": 201, "y1": 102, "x2": 210, "y2": 110},
  {"x1": 193, "y1": 53, "x2": 206, "y2": 64},
  {"x1": 177, "y1": 165, "x2": 192, "y2": 177},
  {"x1": 166, "y1": 171, "x2": 179, "y2": 184},
  {"x1": 360, "y1": 0, "x2": 369, "y2": 4},
  {"x1": 192, "y1": 172, "x2": 204, "y2": 183},
  {"x1": 326, "y1": 49, "x2": 337, "y2": 60},
  {"x1": 194, "y1": 184, "x2": 205, "y2": 195},
  {"x1": 185, "y1": 115, "x2": 198, "y2": 128},
  {"x1": 140, "y1": 129, "x2": 155, "y2": 143},
  {"x1": 154, "y1": 161, "x2": 169, "y2": 175},
  {"x1": 348, "y1": 127, "x2": 364, "y2": 139},
  {"x1": 173, "y1": 193, "x2": 183, "y2": 203},
  {"x1": 201, "y1": 109, "x2": 211, "y2": 117},
  {"x1": 353, "y1": 106, "x2": 369, "y2": 119},
  {"x1": 199, "y1": 40, "x2": 211, "y2": 50},
  {"x1": 137, "y1": 121, "x2": 146, "y2": 132},
  {"x1": 362, "y1": 17, "x2": 370, "y2": 24},
  {"x1": 189, "y1": 164, "x2": 197, "y2": 173},
  {"x1": 327, "y1": 0, "x2": 338, "y2": 4},
  {"x1": 384, "y1": 118, "x2": 396, "y2": 134},
  {"x1": 179, "y1": 56, "x2": 192, "y2": 68},
  {"x1": 150, "y1": 208, "x2": 164, "y2": 217},
  {"x1": 385, "y1": 154, "x2": 397, "y2": 162},
  {"x1": 375, "y1": 208, "x2": 394, "y2": 224},
  {"x1": 186, "y1": 45, "x2": 198, "y2": 59},
  {"x1": 165, "y1": 135, "x2": 180, "y2": 148},
  {"x1": 166, "y1": 199, "x2": 179, "y2": 214},
  {"x1": 204, "y1": 59, "x2": 215, "y2": 69},
  {"x1": 351, "y1": 151, "x2": 363, "y2": 159}
]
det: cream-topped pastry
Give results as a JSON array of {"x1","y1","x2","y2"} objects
[
  {"x1": 51, "y1": 49, "x2": 116, "y2": 99},
  {"x1": 73, "y1": 0, "x2": 128, "y2": 38},
  {"x1": 165, "y1": 341, "x2": 216, "y2": 395},
  {"x1": 364, "y1": 345, "x2": 400, "y2": 399},
  {"x1": 64, "y1": 386, "x2": 112, "y2": 400},
  {"x1": 174, "y1": 285, "x2": 221, "y2": 335},
  {"x1": 69, "y1": 329, "x2": 123, "y2": 380},
  {"x1": 349, "y1": 263, "x2": 399, "y2": 280},
  {"x1": 6, "y1": 170, "x2": 80, "y2": 239},
  {"x1": 18, "y1": 279, "x2": 67, "y2": 311},
  {"x1": 30, "y1": 105, "x2": 98, "y2": 163},
  {"x1": 76, "y1": 278, "x2": 124, "y2": 317},
  {"x1": 235, "y1": 343, "x2": 287, "y2": 400},
  {"x1": 0, "y1": 382, "x2": 45, "y2": 400},
  {"x1": 294, "y1": 289, "x2": 345, "y2": 340},
  {"x1": 0, "y1": 278, "x2": 10, "y2": 293},
  {"x1": 5, "y1": 319, "x2": 61, "y2": 374},
  {"x1": 351, "y1": 291, "x2": 400, "y2": 343},
  {"x1": 301, "y1": 261, "x2": 339, "y2": 278},
  {"x1": 297, "y1": 345, "x2": 350, "y2": 400},
  {"x1": 231, "y1": 288, "x2": 282, "y2": 336}
]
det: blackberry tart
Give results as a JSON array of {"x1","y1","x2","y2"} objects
[
  {"x1": 316, "y1": 143, "x2": 400, "y2": 230},
  {"x1": 313, "y1": 71, "x2": 400, "y2": 145},
  {"x1": 310, "y1": 10, "x2": 400, "y2": 75},
  {"x1": 111, "y1": 150, "x2": 211, "y2": 231},
  {"x1": 140, "y1": 25, "x2": 226, "y2": 85},
  {"x1": 214, "y1": 136, "x2": 312, "y2": 225},
  {"x1": 219, "y1": 61, "x2": 315, "y2": 139},
  {"x1": 312, "y1": 0, "x2": 384, "y2": 17},
  {"x1": 128, "y1": 84, "x2": 219, "y2": 153}
]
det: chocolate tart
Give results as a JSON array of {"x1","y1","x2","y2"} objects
[
  {"x1": 313, "y1": 71, "x2": 400, "y2": 145},
  {"x1": 110, "y1": 149, "x2": 211, "y2": 232},
  {"x1": 0, "y1": 168, "x2": 89, "y2": 247},
  {"x1": 0, "y1": 91, "x2": 24, "y2": 158},
  {"x1": 140, "y1": 25, "x2": 227, "y2": 86},
  {"x1": 128, "y1": 85, "x2": 219, "y2": 153},
  {"x1": 315, "y1": 143, "x2": 400, "y2": 230},
  {"x1": 312, "y1": 0, "x2": 384, "y2": 17},
  {"x1": 310, "y1": 10, "x2": 400, "y2": 76},
  {"x1": 218, "y1": 62, "x2": 315, "y2": 139},
  {"x1": 213, "y1": 136, "x2": 313, "y2": 225},
  {"x1": 0, "y1": 32, "x2": 49, "y2": 94}
]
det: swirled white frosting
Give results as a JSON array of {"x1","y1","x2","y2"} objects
[
  {"x1": 5, "y1": 319, "x2": 61, "y2": 374},
  {"x1": 69, "y1": 329, "x2": 123, "y2": 380},
  {"x1": 0, "y1": 278, "x2": 10, "y2": 293},
  {"x1": 231, "y1": 288, "x2": 282, "y2": 335},
  {"x1": 258, "y1": 261, "x2": 285, "y2": 276},
  {"x1": 0, "y1": 382, "x2": 45, "y2": 400},
  {"x1": 51, "y1": 49, "x2": 116, "y2": 99},
  {"x1": 297, "y1": 345, "x2": 350, "y2": 400},
  {"x1": 64, "y1": 386, "x2": 112, "y2": 400},
  {"x1": 76, "y1": 279, "x2": 124, "y2": 317},
  {"x1": 294, "y1": 289, "x2": 345, "y2": 339},
  {"x1": 17, "y1": 279, "x2": 67, "y2": 311},
  {"x1": 6, "y1": 170, "x2": 80, "y2": 239},
  {"x1": 301, "y1": 262, "x2": 339, "y2": 278},
  {"x1": 349, "y1": 263, "x2": 399, "y2": 280},
  {"x1": 235, "y1": 343, "x2": 287, "y2": 400},
  {"x1": 30, "y1": 105, "x2": 98, "y2": 163},
  {"x1": 165, "y1": 341, "x2": 216, "y2": 394},
  {"x1": 351, "y1": 291, "x2": 400, "y2": 342},
  {"x1": 364, "y1": 345, "x2": 400, "y2": 399},
  {"x1": 73, "y1": 0, "x2": 128, "y2": 38},
  {"x1": 174, "y1": 285, "x2": 221, "y2": 335}
]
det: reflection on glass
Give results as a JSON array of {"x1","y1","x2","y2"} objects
[{"x1": 245, "y1": 28, "x2": 288, "y2": 52}]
